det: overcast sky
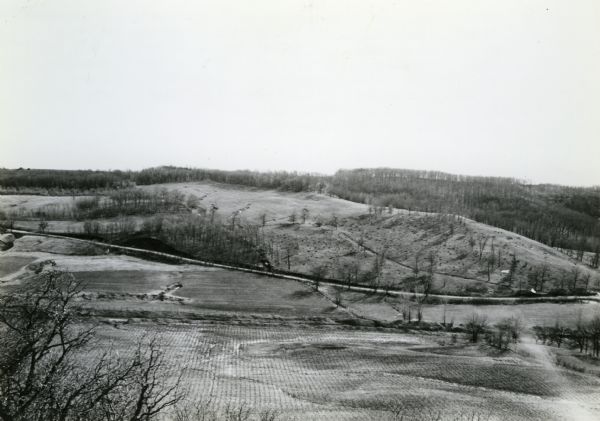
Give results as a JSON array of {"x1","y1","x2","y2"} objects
[{"x1": 1, "y1": 0, "x2": 599, "y2": 186}]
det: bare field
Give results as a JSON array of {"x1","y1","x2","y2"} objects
[
  {"x1": 70, "y1": 267, "x2": 342, "y2": 318},
  {"x1": 85, "y1": 320, "x2": 600, "y2": 421}
]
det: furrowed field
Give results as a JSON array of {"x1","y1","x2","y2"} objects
[{"x1": 87, "y1": 320, "x2": 600, "y2": 421}]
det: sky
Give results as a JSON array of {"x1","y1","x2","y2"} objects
[{"x1": 1, "y1": 0, "x2": 599, "y2": 186}]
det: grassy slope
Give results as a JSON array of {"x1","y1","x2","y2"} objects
[
  {"x1": 152, "y1": 182, "x2": 600, "y2": 295},
  {"x1": 138, "y1": 181, "x2": 369, "y2": 222}
]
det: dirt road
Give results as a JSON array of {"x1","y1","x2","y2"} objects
[{"x1": 520, "y1": 335, "x2": 599, "y2": 420}]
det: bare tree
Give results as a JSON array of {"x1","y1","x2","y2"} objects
[
  {"x1": 465, "y1": 313, "x2": 488, "y2": 343},
  {"x1": 488, "y1": 237, "x2": 496, "y2": 269},
  {"x1": 282, "y1": 241, "x2": 299, "y2": 271},
  {"x1": 486, "y1": 254, "x2": 495, "y2": 283},
  {"x1": 538, "y1": 261, "x2": 549, "y2": 292},
  {"x1": 0, "y1": 262, "x2": 183, "y2": 421},
  {"x1": 413, "y1": 286, "x2": 425, "y2": 323},
  {"x1": 440, "y1": 298, "x2": 453, "y2": 330},
  {"x1": 412, "y1": 250, "x2": 421, "y2": 284},
  {"x1": 487, "y1": 317, "x2": 523, "y2": 350},
  {"x1": 468, "y1": 235, "x2": 476, "y2": 251},
  {"x1": 527, "y1": 267, "x2": 540, "y2": 292},
  {"x1": 357, "y1": 232, "x2": 366, "y2": 256},
  {"x1": 503, "y1": 253, "x2": 519, "y2": 289},
  {"x1": 476, "y1": 236, "x2": 488, "y2": 261},
  {"x1": 581, "y1": 272, "x2": 591, "y2": 293},
  {"x1": 423, "y1": 250, "x2": 437, "y2": 297},
  {"x1": 549, "y1": 320, "x2": 567, "y2": 348},
  {"x1": 592, "y1": 245, "x2": 600, "y2": 269},
  {"x1": 370, "y1": 246, "x2": 388, "y2": 291},
  {"x1": 570, "y1": 265, "x2": 580, "y2": 291},
  {"x1": 175, "y1": 401, "x2": 281, "y2": 421},
  {"x1": 341, "y1": 260, "x2": 360, "y2": 289},
  {"x1": 38, "y1": 218, "x2": 49, "y2": 233},
  {"x1": 310, "y1": 264, "x2": 328, "y2": 291}
]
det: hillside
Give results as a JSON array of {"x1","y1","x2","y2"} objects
[
  {"x1": 133, "y1": 182, "x2": 597, "y2": 296},
  {"x1": 2, "y1": 166, "x2": 599, "y2": 254},
  {"x1": 328, "y1": 168, "x2": 600, "y2": 256},
  {"x1": 2, "y1": 181, "x2": 599, "y2": 297},
  {"x1": 2, "y1": 166, "x2": 599, "y2": 260}
]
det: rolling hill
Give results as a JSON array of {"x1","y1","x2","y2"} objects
[{"x1": 3, "y1": 180, "x2": 593, "y2": 297}]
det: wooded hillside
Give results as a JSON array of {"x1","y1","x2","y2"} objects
[{"x1": 2, "y1": 166, "x2": 598, "y2": 256}]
